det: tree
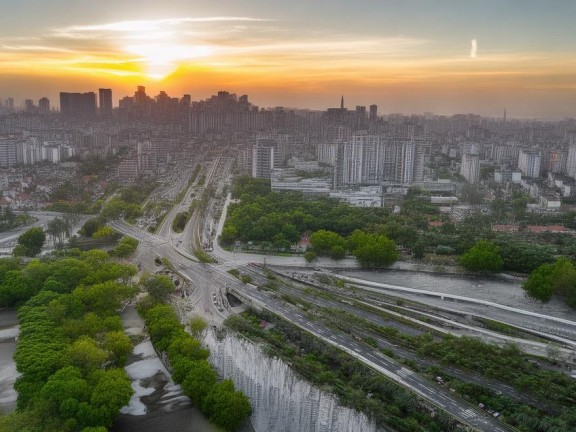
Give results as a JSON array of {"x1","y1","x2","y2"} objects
[
  {"x1": 80, "y1": 219, "x2": 104, "y2": 238},
  {"x1": 188, "y1": 316, "x2": 207, "y2": 338},
  {"x1": 39, "y1": 366, "x2": 90, "y2": 418},
  {"x1": 0, "y1": 270, "x2": 36, "y2": 306},
  {"x1": 168, "y1": 335, "x2": 209, "y2": 362},
  {"x1": 112, "y1": 236, "x2": 139, "y2": 257},
  {"x1": 141, "y1": 273, "x2": 174, "y2": 302},
  {"x1": 103, "y1": 331, "x2": 133, "y2": 366},
  {"x1": 220, "y1": 225, "x2": 237, "y2": 246},
  {"x1": 202, "y1": 379, "x2": 252, "y2": 431},
  {"x1": 310, "y1": 230, "x2": 347, "y2": 256},
  {"x1": 459, "y1": 240, "x2": 503, "y2": 272},
  {"x1": 88, "y1": 368, "x2": 133, "y2": 428},
  {"x1": 181, "y1": 360, "x2": 217, "y2": 406},
  {"x1": 413, "y1": 241, "x2": 425, "y2": 259},
  {"x1": 65, "y1": 336, "x2": 108, "y2": 372},
  {"x1": 349, "y1": 230, "x2": 398, "y2": 268},
  {"x1": 304, "y1": 251, "x2": 317, "y2": 263},
  {"x1": 523, "y1": 258, "x2": 576, "y2": 307},
  {"x1": 15, "y1": 227, "x2": 46, "y2": 257}
]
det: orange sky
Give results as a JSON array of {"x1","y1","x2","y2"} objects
[{"x1": 2, "y1": 4, "x2": 576, "y2": 118}]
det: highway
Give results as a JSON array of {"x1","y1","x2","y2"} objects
[
  {"x1": 110, "y1": 218, "x2": 514, "y2": 431},
  {"x1": 105, "y1": 155, "x2": 548, "y2": 431}
]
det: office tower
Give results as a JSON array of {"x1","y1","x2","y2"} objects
[
  {"x1": 252, "y1": 139, "x2": 276, "y2": 179},
  {"x1": 25, "y1": 99, "x2": 35, "y2": 113},
  {"x1": 38, "y1": 97, "x2": 50, "y2": 114},
  {"x1": 460, "y1": 153, "x2": 480, "y2": 184},
  {"x1": 60, "y1": 92, "x2": 97, "y2": 118},
  {"x1": 98, "y1": 88, "x2": 112, "y2": 116},
  {"x1": 369, "y1": 104, "x2": 378, "y2": 122},
  {"x1": 517, "y1": 149, "x2": 541, "y2": 178},
  {"x1": 0, "y1": 138, "x2": 18, "y2": 167},
  {"x1": 566, "y1": 142, "x2": 576, "y2": 179},
  {"x1": 180, "y1": 94, "x2": 191, "y2": 108}
]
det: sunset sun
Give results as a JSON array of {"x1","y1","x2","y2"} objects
[{"x1": 124, "y1": 43, "x2": 213, "y2": 79}]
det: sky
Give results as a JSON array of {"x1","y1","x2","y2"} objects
[{"x1": 1, "y1": 0, "x2": 576, "y2": 118}]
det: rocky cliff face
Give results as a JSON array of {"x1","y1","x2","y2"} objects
[{"x1": 204, "y1": 329, "x2": 376, "y2": 432}]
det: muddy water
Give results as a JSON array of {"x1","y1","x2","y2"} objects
[{"x1": 112, "y1": 304, "x2": 221, "y2": 432}]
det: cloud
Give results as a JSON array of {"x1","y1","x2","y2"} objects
[
  {"x1": 53, "y1": 17, "x2": 272, "y2": 37},
  {"x1": 470, "y1": 38, "x2": 477, "y2": 58}
]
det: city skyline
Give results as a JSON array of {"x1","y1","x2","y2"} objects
[{"x1": 1, "y1": 1, "x2": 576, "y2": 118}]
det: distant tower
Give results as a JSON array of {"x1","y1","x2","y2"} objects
[
  {"x1": 503, "y1": 108, "x2": 507, "y2": 123},
  {"x1": 38, "y1": 97, "x2": 50, "y2": 114},
  {"x1": 369, "y1": 104, "x2": 378, "y2": 121},
  {"x1": 99, "y1": 88, "x2": 113, "y2": 116},
  {"x1": 340, "y1": 95, "x2": 344, "y2": 109}
]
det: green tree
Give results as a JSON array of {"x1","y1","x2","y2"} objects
[
  {"x1": 349, "y1": 230, "x2": 398, "y2": 268},
  {"x1": 202, "y1": 379, "x2": 252, "y2": 432},
  {"x1": 310, "y1": 230, "x2": 347, "y2": 256},
  {"x1": 304, "y1": 251, "x2": 317, "y2": 263},
  {"x1": 413, "y1": 241, "x2": 425, "y2": 259},
  {"x1": 15, "y1": 227, "x2": 46, "y2": 257},
  {"x1": 141, "y1": 273, "x2": 174, "y2": 302},
  {"x1": 523, "y1": 258, "x2": 576, "y2": 306},
  {"x1": 112, "y1": 236, "x2": 139, "y2": 257},
  {"x1": 181, "y1": 360, "x2": 217, "y2": 406},
  {"x1": 188, "y1": 315, "x2": 207, "y2": 338},
  {"x1": 80, "y1": 219, "x2": 104, "y2": 238},
  {"x1": 220, "y1": 225, "x2": 237, "y2": 246},
  {"x1": 168, "y1": 335, "x2": 209, "y2": 362},
  {"x1": 103, "y1": 331, "x2": 133, "y2": 366},
  {"x1": 39, "y1": 366, "x2": 90, "y2": 418},
  {"x1": 459, "y1": 240, "x2": 503, "y2": 272},
  {"x1": 65, "y1": 336, "x2": 108, "y2": 372},
  {"x1": 0, "y1": 271, "x2": 36, "y2": 306},
  {"x1": 88, "y1": 368, "x2": 133, "y2": 428}
]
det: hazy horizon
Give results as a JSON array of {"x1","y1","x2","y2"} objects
[{"x1": 2, "y1": 1, "x2": 576, "y2": 118}]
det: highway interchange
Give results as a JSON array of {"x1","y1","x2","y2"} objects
[
  {"x1": 4, "y1": 156, "x2": 576, "y2": 431},
  {"x1": 107, "y1": 157, "x2": 556, "y2": 432}
]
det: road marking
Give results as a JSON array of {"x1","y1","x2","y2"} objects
[{"x1": 396, "y1": 367, "x2": 413, "y2": 378}]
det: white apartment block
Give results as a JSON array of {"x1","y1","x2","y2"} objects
[
  {"x1": 460, "y1": 153, "x2": 480, "y2": 184},
  {"x1": 518, "y1": 149, "x2": 541, "y2": 179}
]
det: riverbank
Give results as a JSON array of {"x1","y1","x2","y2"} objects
[{"x1": 113, "y1": 303, "x2": 220, "y2": 432}]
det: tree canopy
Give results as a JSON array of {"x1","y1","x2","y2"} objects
[
  {"x1": 141, "y1": 273, "x2": 174, "y2": 302},
  {"x1": 14, "y1": 227, "x2": 46, "y2": 257},
  {"x1": 6, "y1": 252, "x2": 137, "y2": 431},
  {"x1": 459, "y1": 240, "x2": 503, "y2": 272},
  {"x1": 523, "y1": 258, "x2": 576, "y2": 308}
]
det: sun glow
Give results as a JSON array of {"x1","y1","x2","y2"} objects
[{"x1": 124, "y1": 44, "x2": 212, "y2": 79}]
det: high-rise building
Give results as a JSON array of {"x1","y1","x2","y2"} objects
[
  {"x1": 517, "y1": 149, "x2": 541, "y2": 178},
  {"x1": 566, "y1": 142, "x2": 576, "y2": 180},
  {"x1": 25, "y1": 99, "x2": 35, "y2": 113},
  {"x1": 0, "y1": 138, "x2": 18, "y2": 167},
  {"x1": 460, "y1": 153, "x2": 480, "y2": 184},
  {"x1": 369, "y1": 104, "x2": 378, "y2": 122},
  {"x1": 98, "y1": 88, "x2": 112, "y2": 116},
  {"x1": 38, "y1": 97, "x2": 50, "y2": 114},
  {"x1": 60, "y1": 92, "x2": 97, "y2": 118},
  {"x1": 252, "y1": 139, "x2": 276, "y2": 179}
]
